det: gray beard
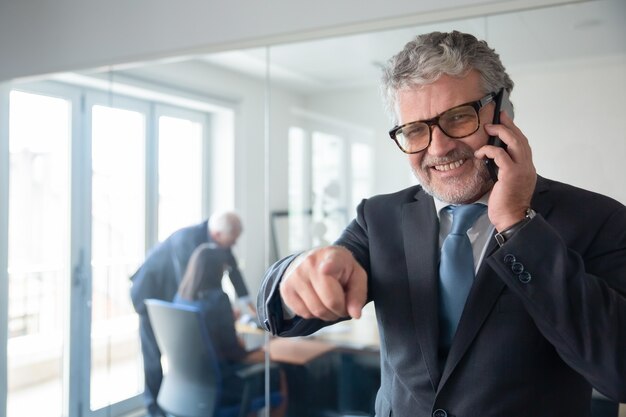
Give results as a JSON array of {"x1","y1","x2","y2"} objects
[{"x1": 414, "y1": 161, "x2": 493, "y2": 204}]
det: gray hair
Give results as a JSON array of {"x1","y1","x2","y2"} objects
[
  {"x1": 208, "y1": 211, "x2": 242, "y2": 237},
  {"x1": 381, "y1": 31, "x2": 514, "y2": 123}
]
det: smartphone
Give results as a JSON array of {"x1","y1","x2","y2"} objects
[{"x1": 485, "y1": 88, "x2": 514, "y2": 182}]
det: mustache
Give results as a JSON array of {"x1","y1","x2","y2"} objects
[{"x1": 421, "y1": 149, "x2": 476, "y2": 169}]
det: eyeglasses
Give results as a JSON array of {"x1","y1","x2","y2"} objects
[{"x1": 388, "y1": 92, "x2": 496, "y2": 154}]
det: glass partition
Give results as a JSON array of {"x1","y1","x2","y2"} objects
[
  {"x1": 1, "y1": 0, "x2": 624, "y2": 416},
  {"x1": 261, "y1": 1, "x2": 626, "y2": 415}
]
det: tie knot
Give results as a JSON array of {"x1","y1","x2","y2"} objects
[{"x1": 447, "y1": 204, "x2": 486, "y2": 235}]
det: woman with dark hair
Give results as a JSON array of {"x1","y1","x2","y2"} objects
[{"x1": 174, "y1": 243, "x2": 287, "y2": 417}]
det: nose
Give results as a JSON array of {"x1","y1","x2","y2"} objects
[{"x1": 427, "y1": 125, "x2": 456, "y2": 157}]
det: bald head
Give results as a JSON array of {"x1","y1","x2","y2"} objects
[{"x1": 208, "y1": 211, "x2": 242, "y2": 248}]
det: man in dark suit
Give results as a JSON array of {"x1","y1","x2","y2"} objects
[
  {"x1": 257, "y1": 31, "x2": 626, "y2": 416},
  {"x1": 130, "y1": 211, "x2": 254, "y2": 417}
]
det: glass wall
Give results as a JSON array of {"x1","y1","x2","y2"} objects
[
  {"x1": 1, "y1": 1, "x2": 625, "y2": 416},
  {"x1": 261, "y1": 1, "x2": 626, "y2": 415}
]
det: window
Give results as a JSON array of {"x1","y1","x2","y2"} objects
[
  {"x1": 311, "y1": 131, "x2": 346, "y2": 245},
  {"x1": 2, "y1": 81, "x2": 235, "y2": 417},
  {"x1": 90, "y1": 103, "x2": 146, "y2": 409},
  {"x1": 157, "y1": 114, "x2": 204, "y2": 241},
  {"x1": 287, "y1": 122, "x2": 373, "y2": 252},
  {"x1": 7, "y1": 90, "x2": 71, "y2": 417},
  {"x1": 287, "y1": 127, "x2": 310, "y2": 252},
  {"x1": 351, "y1": 142, "x2": 372, "y2": 210}
]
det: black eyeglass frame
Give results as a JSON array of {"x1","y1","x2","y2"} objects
[{"x1": 388, "y1": 92, "x2": 497, "y2": 154}]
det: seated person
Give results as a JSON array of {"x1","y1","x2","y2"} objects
[{"x1": 174, "y1": 243, "x2": 287, "y2": 417}]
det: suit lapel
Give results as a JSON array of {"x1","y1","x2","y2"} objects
[
  {"x1": 402, "y1": 191, "x2": 442, "y2": 389},
  {"x1": 438, "y1": 176, "x2": 554, "y2": 390},
  {"x1": 437, "y1": 262, "x2": 505, "y2": 389}
]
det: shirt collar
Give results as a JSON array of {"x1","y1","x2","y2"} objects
[{"x1": 434, "y1": 191, "x2": 491, "y2": 220}]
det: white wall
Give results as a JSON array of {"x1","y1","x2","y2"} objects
[
  {"x1": 0, "y1": 0, "x2": 578, "y2": 82},
  {"x1": 511, "y1": 56, "x2": 626, "y2": 204}
]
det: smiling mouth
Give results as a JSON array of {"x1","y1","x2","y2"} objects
[{"x1": 433, "y1": 159, "x2": 466, "y2": 172}]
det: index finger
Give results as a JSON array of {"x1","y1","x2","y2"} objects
[
  {"x1": 309, "y1": 271, "x2": 349, "y2": 318},
  {"x1": 344, "y1": 264, "x2": 367, "y2": 319}
]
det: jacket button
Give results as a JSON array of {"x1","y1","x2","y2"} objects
[
  {"x1": 433, "y1": 409, "x2": 448, "y2": 417},
  {"x1": 504, "y1": 254, "x2": 516, "y2": 264},
  {"x1": 511, "y1": 262, "x2": 524, "y2": 274},
  {"x1": 518, "y1": 271, "x2": 532, "y2": 283}
]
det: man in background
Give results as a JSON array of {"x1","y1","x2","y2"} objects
[{"x1": 130, "y1": 211, "x2": 254, "y2": 417}]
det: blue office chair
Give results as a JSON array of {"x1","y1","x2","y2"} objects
[{"x1": 145, "y1": 299, "x2": 282, "y2": 417}]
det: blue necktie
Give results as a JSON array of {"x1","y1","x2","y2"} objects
[{"x1": 438, "y1": 203, "x2": 487, "y2": 351}]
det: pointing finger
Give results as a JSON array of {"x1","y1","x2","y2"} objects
[{"x1": 344, "y1": 266, "x2": 367, "y2": 319}]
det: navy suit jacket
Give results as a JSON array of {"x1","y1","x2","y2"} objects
[
  {"x1": 258, "y1": 176, "x2": 626, "y2": 416},
  {"x1": 130, "y1": 220, "x2": 249, "y2": 315}
]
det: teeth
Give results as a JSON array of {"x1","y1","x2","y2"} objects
[{"x1": 434, "y1": 159, "x2": 465, "y2": 171}]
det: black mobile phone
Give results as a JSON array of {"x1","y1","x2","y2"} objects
[{"x1": 485, "y1": 88, "x2": 514, "y2": 182}]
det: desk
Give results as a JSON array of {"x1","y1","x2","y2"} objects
[
  {"x1": 239, "y1": 307, "x2": 381, "y2": 416},
  {"x1": 306, "y1": 313, "x2": 379, "y2": 353},
  {"x1": 237, "y1": 304, "x2": 380, "y2": 364},
  {"x1": 268, "y1": 337, "x2": 336, "y2": 365}
]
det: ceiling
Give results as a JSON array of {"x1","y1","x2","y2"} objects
[{"x1": 198, "y1": 0, "x2": 625, "y2": 94}]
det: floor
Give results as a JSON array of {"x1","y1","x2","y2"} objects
[{"x1": 8, "y1": 357, "x2": 141, "y2": 417}]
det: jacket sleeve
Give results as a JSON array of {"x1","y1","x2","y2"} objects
[
  {"x1": 486, "y1": 205, "x2": 626, "y2": 401},
  {"x1": 257, "y1": 199, "x2": 372, "y2": 337}
]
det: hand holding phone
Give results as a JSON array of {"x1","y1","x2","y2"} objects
[{"x1": 485, "y1": 88, "x2": 514, "y2": 182}]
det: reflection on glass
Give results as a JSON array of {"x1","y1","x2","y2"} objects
[
  {"x1": 7, "y1": 90, "x2": 70, "y2": 417},
  {"x1": 260, "y1": 2, "x2": 626, "y2": 415},
  {"x1": 287, "y1": 127, "x2": 310, "y2": 252},
  {"x1": 158, "y1": 115, "x2": 203, "y2": 241},
  {"x1": 312, "y1": 131, "x2": 346, "y2": 245},
  {"x1": 90, "y1": 105, "x2": 145, "y2": 409},
  {"x1": 351, "y1": 143, "x2": 372, "y2": 211}
]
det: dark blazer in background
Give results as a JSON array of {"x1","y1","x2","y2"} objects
[{"x1": 258, "y1": 176, "x2": 626, "y2": 417}]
